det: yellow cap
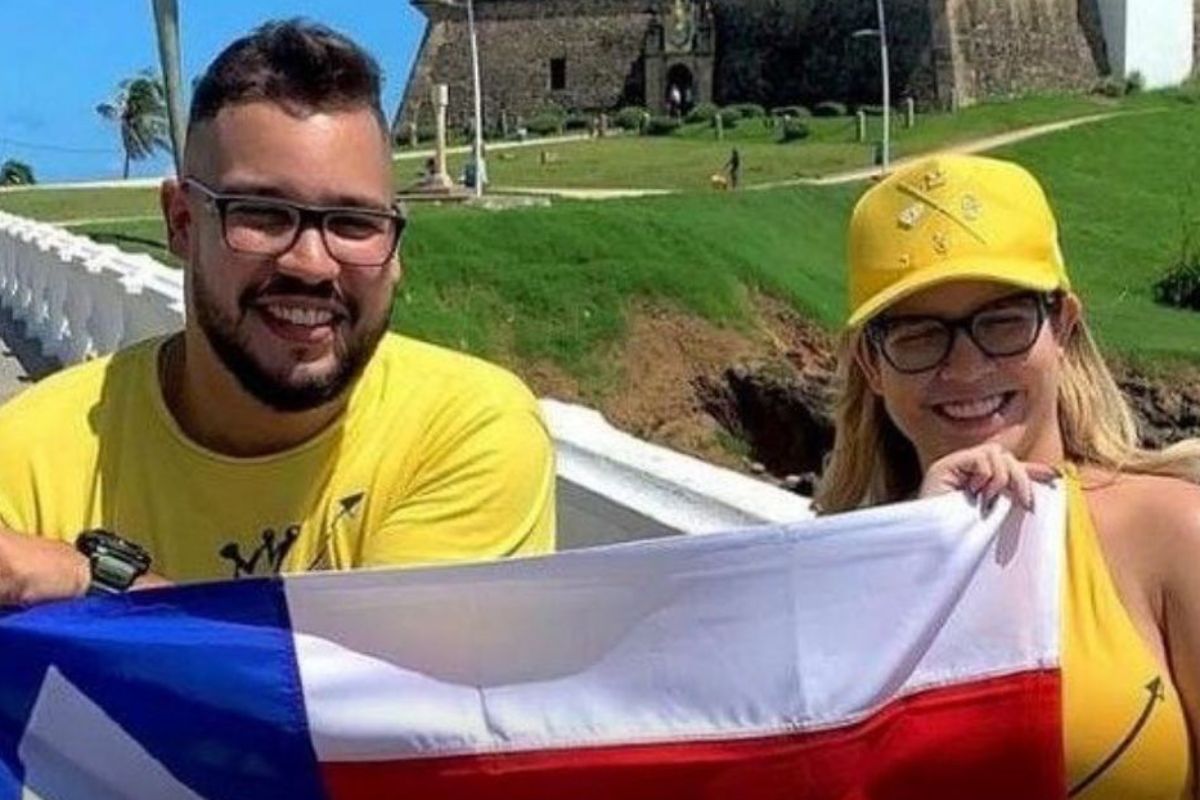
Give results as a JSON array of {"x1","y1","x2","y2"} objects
[{"x1": 846, "y1": 154, "x2": 1071, "y2": 327}]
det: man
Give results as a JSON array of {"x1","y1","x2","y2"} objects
[{"x1": 0, "y1": 20, "x2": 555, "y2": 603}]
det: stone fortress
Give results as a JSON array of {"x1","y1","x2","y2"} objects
[{"x1": 397, "y1": 0, "x2": 1196, "y2": 134}]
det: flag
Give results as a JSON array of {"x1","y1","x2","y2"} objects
[{"x1": 0, "y1": 486, "x2": 1066, "y2": 800}]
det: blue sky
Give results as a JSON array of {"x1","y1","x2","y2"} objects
[{"x1": 0, "y1": 1, "x2": 427, "y2": 183}]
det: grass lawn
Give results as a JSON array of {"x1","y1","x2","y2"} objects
[
  {"x1": 411, "y1": 91, "x2": 1165, "y2": 192},
  {"x1": 0, "y1": 186, "x2": 161, "y2": 223},
  {"x1": 992, "y1": 107, "x2": 1200, "y2": 368},
  {"x1": 4, "y1": 91, "x2": 1198, "y2": 380},
  {"x1": 397, "y1": 107, "x2": 1200, "y2": 374}
]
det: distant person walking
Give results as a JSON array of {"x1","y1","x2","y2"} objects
[
  {"x1": 724, "y1": 147, "x2": 741, "y2": 190},
  {"x1": 668, "y1": 84, "x2": 683, "y2": 119}
]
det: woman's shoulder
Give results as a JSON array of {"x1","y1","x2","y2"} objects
[{"x1": 1080, "y1": 467, "x2": 1200, "y2": 571}]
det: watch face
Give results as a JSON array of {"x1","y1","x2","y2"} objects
[{"x1": 77, "y1": 529, "x2": 152, "y2": 593}]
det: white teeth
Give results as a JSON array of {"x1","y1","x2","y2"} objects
[
  {"x1": 939, "y1": 394, "x2": 1007, "y2": 420},
  {"x1": 265, "y1": 305, "x2": 334, "y2": 327}
]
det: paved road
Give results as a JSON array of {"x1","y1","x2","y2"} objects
[{"x1": 0, "y1": 308, "x2": 59, "y2": 403}]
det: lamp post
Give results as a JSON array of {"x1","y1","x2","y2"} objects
[
  {"x1": 151, "y1": 0, "x2": 187, "y2": 176},
  {"x1": 430, "y1": 0, "x2": 486, "y2": 197},
  {"x1": 466, "y1": 0, "x2": 485, "y2": 197},
  {"x1": 852, "y1": 0, "x2": 891, "y2": 174}
]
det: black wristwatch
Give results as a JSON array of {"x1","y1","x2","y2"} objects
[{"x1": 76, "y1": 529, "x2": 152, "y2": 595}]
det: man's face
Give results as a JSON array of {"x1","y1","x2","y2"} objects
[{"x1": 174, "y1": 102, "x2": 398, "y2": 412}]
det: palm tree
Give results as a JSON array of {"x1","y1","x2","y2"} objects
[
  {"x1": 0, "y1": 160, "x2": 35, "y2": 186},
  {"x1": 96, "y1": 70, "x2": 172, "y2": 179}
]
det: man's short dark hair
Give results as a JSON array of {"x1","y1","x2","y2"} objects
[{"x1": 189, "y1": 19, "x2": 387, "y2": 133}]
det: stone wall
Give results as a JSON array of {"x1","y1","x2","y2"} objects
[
  {"x1": 943, "y1": 0, "x2": 1109, "y2": 102},
  {"x1": 399, "y1": 0, "x2": 649, "y2": 133},
  {"x1": 398, "y1": 0, "x2": 1175, "y2": 130},
  {"x1": 706, "y1": 0, "x2": 938, "y2": 109}
]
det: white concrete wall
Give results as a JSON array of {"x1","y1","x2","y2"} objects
[
  {"x1": 0, "y1": 211, "x2": 814, "y2": 537},
  {"x1": 1098, "y1": 0, "x2": 1194, "y2": 88}
]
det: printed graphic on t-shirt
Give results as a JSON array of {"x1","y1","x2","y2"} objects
[{"x1": 216, "y1": 491, "x2": 366, "y2": 578}]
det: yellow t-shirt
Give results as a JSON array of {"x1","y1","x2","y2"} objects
[{"x1": 0, "y1": 333, "x2": 555, "y2": 582}]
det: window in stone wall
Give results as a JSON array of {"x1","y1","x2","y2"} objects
[{"x1": 550, "y1": 57, "x2": 567, "y2": 91}]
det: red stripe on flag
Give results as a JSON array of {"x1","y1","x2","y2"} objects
[{"x1": 321, "y1": 669, "x2": 1064, "y2": 800}]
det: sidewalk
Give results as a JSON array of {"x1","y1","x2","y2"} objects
[{"x1": 753, "y1": 110, "x2": 1145, "y2": 190}]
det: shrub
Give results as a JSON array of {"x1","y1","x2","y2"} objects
[
  {"x1": 1125, "y1": 70, "x2": 1145, "y2": 95},
  {"x1": 772, "y1": 105, "x2": 810, "y2": 119},
  {"x1": 812, "y1": 101, "x2": 848, "y2": 117},
  {"x1": 719, "y1": 105, "x2": 745, "y2": 120},
  {"x1": 731, "y1": 102, "x2": 766, "y2": 118},
  {"x1": 1154, "y1": 257, "x2": 1200, "y2": 311},
  {"x1": 686, "y1": 102, "x2": 719, "y2": 124},
  {"x1": 1093, "y1": 75, "x2": 1127, "y2": 98},
  {"x1": 564, "y1": 113, "x2": 591, "y2": 131},
  {"x1": 778, "y1": 117, "x2": 811, "y2": 143},
  {"x1": 614, "y1": 106, "x2": 648, "y2": 131},
  {"x1": 645, "y1": 115, "x2": 682, "y2": 136},
  {"x1": 526, "y1": 110, "x2": 566, "y2": 136}
]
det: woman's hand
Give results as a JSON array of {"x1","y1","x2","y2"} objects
[{"x1": 919, "y1": 443, "x2": 1059, "y2": 512}]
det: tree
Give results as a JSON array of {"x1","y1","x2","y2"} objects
[
  {"x1": 96, "y1": 70, "x2": 172, "y2": 179},
  {"x1": 0, "y1": 160, "x2": 35, "y2": 186}
]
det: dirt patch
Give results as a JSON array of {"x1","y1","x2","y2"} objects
[{"x1": 599, "y1": 304, "x2": 771, "y2": 470}]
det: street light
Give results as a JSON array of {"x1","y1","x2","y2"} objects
[
  {"x1": 151, "y1": 0, "x2": 187, "y2": 176},
  {"x1": 430, "y1": 0, "x2": 486, "y2": 197},
  {"x1": 851, "y1": 0, "x2": 891, "y2": 174}
]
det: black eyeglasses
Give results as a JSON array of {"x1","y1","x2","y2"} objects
[
  {"x1": 867, "y1": 292, "x2": 1061, "y2": 374},
  {"x1": 183, "y1": 178, "x2": 406, "y2": 268}
]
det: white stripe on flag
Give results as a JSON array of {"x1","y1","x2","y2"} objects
[
  {"x1": 17, "y1": 667, "x2": 202, "y2": 800},
  {"x1": 285, "y1": 487, "x2": 1065, "y2": 761}
]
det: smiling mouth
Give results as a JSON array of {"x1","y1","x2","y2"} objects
[
  {"x1": 251, "y1": 300, "x2": 348, "y2": 345},
  {"x1": 932, "y1": 391, "x2": 1017, "y2": 422},
  {"x1": 261, "y1": 304, "x2": 339, "y2": 327}
]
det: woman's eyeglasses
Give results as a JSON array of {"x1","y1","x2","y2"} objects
[{"x1": 867, "y1": 292, "x2": 1061, "y2": 374}]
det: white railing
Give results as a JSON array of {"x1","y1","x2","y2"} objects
[
  {"x1": 0, "y1": 211, "x2": 184, "y2": 363},
  {"x1": 0, "y1": 210, "x2": 813, "y2": 532}
]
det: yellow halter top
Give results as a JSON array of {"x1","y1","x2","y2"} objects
[{"x1": 1061, "y1": 467, "x2": 1192, "y2": 798}]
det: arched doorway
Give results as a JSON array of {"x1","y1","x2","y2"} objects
[{"x1": 665, "y1": 63, "x2": 695, "y2": 117}]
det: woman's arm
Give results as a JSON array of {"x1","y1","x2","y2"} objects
[{"x1": 1152, "y1": 482, "x2": 1200, "y2": 798}]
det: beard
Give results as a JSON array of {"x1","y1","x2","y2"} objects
[{"x1": 192, "y1": 266, "x2": 391, "y2": 413}]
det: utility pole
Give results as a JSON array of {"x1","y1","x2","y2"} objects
[
  {"x1": 876, "y1": 0, "x2": 891, "y2": 173},
  {"x1": 151, "y1": 0, "x2": 187, "y2": 176}
]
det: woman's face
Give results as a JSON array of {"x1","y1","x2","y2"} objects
[{"x1": 858, "y1": 280, "x2": 1078, "y2": 470}]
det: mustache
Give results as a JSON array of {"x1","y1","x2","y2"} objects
[{"x1": 240, "y1": 275, "x2": 356, "y2": 320}]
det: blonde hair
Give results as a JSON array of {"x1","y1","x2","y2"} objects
[{"x1": 815, "y1": 313, "x2": 1200, "y2": 513}]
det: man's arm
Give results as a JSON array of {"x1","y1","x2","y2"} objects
[
  {"x1": 0, "y1": 529, "x2": 171, "y2": 605},
  {"x1": 0, "y1": 529, "x2": 89, "y2": 605},
  {"x1": 362, "y1": 401, "x2": 556, "y2": 567}
]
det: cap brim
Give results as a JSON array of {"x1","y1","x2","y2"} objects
[{"x1": 846, "y1": 257, "x2": 1066, "y2": 328}]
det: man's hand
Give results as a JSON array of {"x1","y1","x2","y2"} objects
[
  {"x1": 0, "y1": 529, "x2": 89, "y2": 606},
  {"x1": 918, "y1": 443, "x2": 1059, "y2": 513}
]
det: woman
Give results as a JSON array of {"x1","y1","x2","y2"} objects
[{"x1": 815, "y1": 154, "x2": 1200, "y2": 798}]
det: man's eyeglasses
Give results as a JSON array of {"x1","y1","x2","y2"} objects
[
  {"x1": 182, "y1": 178, "x2": 406, "y2": 268},
  {"x1": 866, "y1": 292, "x2": 1061, "y2": 374}
]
